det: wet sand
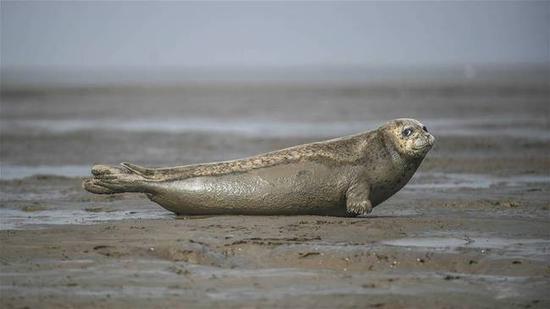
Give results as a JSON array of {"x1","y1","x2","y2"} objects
[{"x1": 1, "y1": 78, "x2": 549, "y2": 308}]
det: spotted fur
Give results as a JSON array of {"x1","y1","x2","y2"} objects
[{"x1": 121, "y1": 131, "x2": 378, "y2": 181}]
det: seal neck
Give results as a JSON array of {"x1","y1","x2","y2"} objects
[{"x1": 380, "y1": 131, "x2": 403, "y2": 166}]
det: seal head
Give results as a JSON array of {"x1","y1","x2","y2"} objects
[{"x1": 382, "y1": 118, "x2": 435, "y2": 159}]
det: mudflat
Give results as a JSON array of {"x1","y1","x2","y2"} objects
[{"x1": 1, "y1": 77, "x2": 549, "y2": 308}]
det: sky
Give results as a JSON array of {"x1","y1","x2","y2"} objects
[{"x1": 2, "y1": 1, "x2": 549, "y2": 70}]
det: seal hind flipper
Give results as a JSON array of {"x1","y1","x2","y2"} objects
[
  {"x1": 84, "y1": 164, "x2": 152, "y2": 194},
  {"x1": 82, "y1": 178, "x2": 117, "y2": 194}
]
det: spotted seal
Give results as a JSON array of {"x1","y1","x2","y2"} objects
[{"x1": 83, "y1": 118, "x2": 434, "y2": 216}]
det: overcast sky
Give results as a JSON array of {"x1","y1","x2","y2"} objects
[{"x1": 1, "y1": 1, "x2": 549, "y2": 69}]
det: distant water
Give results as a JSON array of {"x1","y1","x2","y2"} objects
[
  {"x1": 5, "y1": 65, "x2": 547, "y2": 89},
  {"x1": 0, "y1": 165, "x2": 90, "y2": 180},
  {"x1": 1, "y1": 118, "x2": 375, "y2": 138},
  {"x1": 2, "y1": 116, "x2": 548, "y2": 140}
]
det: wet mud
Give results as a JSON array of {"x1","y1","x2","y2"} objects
[{"x1": 1, "y1": 79, "x2": 549, "y2": 308}]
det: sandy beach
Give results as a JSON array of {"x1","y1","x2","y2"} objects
[{"x1": 1, "y1": 77, "x2": 549, "y2": 308}]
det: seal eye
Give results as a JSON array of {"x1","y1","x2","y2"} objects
[
  {"x1": 402, "y1": 128, "x2": 413, "y2": 137},
  {"x1": 422, "y1": 126, "x2": 428, "y2": 132}
]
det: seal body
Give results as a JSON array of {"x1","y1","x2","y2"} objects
[
  {"x1": 84, "y1": 118, "x2": 435, "y2": 217},
  {"x1": 148, "y1": 161, "x2": 350, "y2": 216}
]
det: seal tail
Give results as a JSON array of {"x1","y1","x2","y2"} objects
[{"x1": 83, "y1": 164, "x2": 152, "y2": 194}]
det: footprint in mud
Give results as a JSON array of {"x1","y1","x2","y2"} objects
[
  {"x1": 168, "y1": 265, "x2": 191, "y2": 276},
  {"x1": 157, "y1": 248, "x2": 206, "y2": 263},
  {"x1": 92, "y1": 245, "x2": 129, "y2": 257},
  {"x1": 84, "y1": 207, "x2": 117, "y2": 213},
  {"x1": 298, "y1": 252, "x2": 321, "y2": 258},
  {"x1": 226, "y1": 236, "x2": 322, "y2": 246},
  {"x1": 151, "y1": 242, "x2": 229, "y2": 267},
  {"x1": 21, "y1": 204, "x2": 49, "y2": 212},
  {"x1": 77, "y1": 194, "x2": 128, "y2": 202}
]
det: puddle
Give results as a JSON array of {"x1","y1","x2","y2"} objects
[
  {"x1": 186, "y1": 265, "x2": 322, "y2": 279},
  {"x1": 0, "y1": 190, "x2": 70, "y2": 202},
  {"x1": 206, "y1": 286, "x2": 371, "y2": 300},
  {"x1": 380, "y1": 237, "x2": 550, "y2": 260},
  {"x1": 0, "y1": 208, "x2": 171, "y2": 230},
  {"x1": 408, "y1": 173, "x2": 550, "y2": 190},
  {"x1": 0, "y1": 285, "x2": 183, "y2": 299},
  {"x1": 382, "y1": 237, "x2": 470, "y2": 248}
]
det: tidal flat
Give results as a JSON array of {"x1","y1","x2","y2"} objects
[{"x1": 1, "y1": 77, "x2": 549, "y2": 308}]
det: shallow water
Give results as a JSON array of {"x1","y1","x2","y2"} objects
[
  {"x1": 408, "y1": 173, "x2": 550, "y2": 190},
  {"x1": 1, "y1": 118, "x2": 372, "y2": 138},
  {"x1": 2, "y1": 116, "x2": 548, "y2": 140},
  {"x1": 0, "y1": 165, "x2": 90, "y2": 180}
]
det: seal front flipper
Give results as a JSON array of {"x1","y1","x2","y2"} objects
[
  {"x1": 83, "y1": 164, "x2": 153, "y2": 194},
  {"x1": 345, "y1": 181, "x2": 372, "y2": 217}
]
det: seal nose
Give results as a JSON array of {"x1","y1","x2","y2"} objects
[{"x1": 427, "y1": 133, "x2": 435, "y2": 145}]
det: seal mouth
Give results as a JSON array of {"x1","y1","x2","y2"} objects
[
  {"x1": 412, "y1": 135, "x2": 435, "y2": 151},
  {"x1": 412, "y1": 144, "x2": 433, "y2": 151}
]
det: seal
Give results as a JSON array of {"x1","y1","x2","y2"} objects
[{"x1": 83, "y1": 118, "x2": 434, "y2": 217}]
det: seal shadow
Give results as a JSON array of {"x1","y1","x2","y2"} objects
[{"x1": 173, "y1": 214, "x2": 420, "y2": 220}]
